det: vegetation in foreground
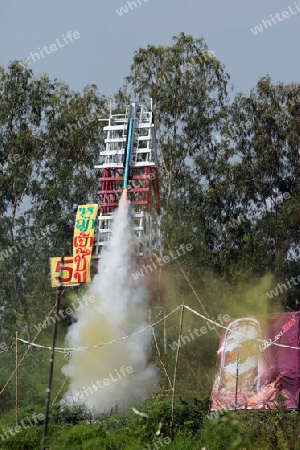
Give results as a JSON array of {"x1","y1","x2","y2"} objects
[{"x1": 0, "y1": 393, "x2": 299, "y2": 450}]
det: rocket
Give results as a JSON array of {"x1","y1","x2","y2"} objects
[{"x1": 123, "y1": 117, "x2": 134, "y2": 191}]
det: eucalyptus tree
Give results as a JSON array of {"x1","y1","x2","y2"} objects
[
  {"x1": 122, "y1": 32, "x2": 230, "y2": 271},
  {"x1": 0, "y1": 61, "x2": 109, "y2": 411},
  {"x1": 0, "y1": 61, "x2": 54, "y2": 342},
  {"x1": 207, "y1": 76, "x2": 300, "y2": 309},
  {"x1": 122, "y1": 37, "x2": 300, "y2": 313},
  {"x1": 0, "y1": 61, "x2": 109, "y2": 343}
]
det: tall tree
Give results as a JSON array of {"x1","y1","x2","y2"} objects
[
  {"x1": 0, "y1": 62, "x2": 109, "y2": 411},
  {"x1": 0, "y1": 61, "x2": 54, "y2": 341},
  {"x1": 122, "y1": 32, "x2": 229, "y2": 267},
  {"x1": 204, "y1": 76, "x2": 300, "y2": 309}
]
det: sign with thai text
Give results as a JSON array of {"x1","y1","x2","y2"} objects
[
  {"x1": 71, "y1": 204, "x2": 98, "y2": 284},
  {"x1": 50, "y1": 257, "x2": 77, "y2": 287}
]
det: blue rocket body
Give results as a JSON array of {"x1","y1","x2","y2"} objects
[{"x1": 123, "y1": 117, "x2": 134, "y2": 189}]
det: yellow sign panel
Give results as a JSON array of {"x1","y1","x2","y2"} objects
[
  {"x1": 71, "y1": 204, "x2": 98, "y2": 283},
  {"x1": 50, "y1": 257, "x2": 78, "y2": 287}
]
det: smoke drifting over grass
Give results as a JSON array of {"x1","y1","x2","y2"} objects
[{"x1": 62, "y1": 193, "x2": 158, "y2": 412}]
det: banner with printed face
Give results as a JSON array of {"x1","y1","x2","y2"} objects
[
  {"x1": 71, "y1": 204, "x2": 98, "y2": 284},
  {"x1": 211, "y1": 312, "x2": 300, "y2": 410}
]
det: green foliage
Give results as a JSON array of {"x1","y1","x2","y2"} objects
[
  {"x1": 0, "y1": 396, "x2": 299, "y2": 449},
  {"x1": 247, "y1": 393, "x2": 300, "y2": 450},
  {"x1": 49, "y1": 424, "x2": 114, "y2": 450},
  {"x1": 49, "y1": 403, "x2": 94, "y2": 425},
  {"x1": 124, "y1": 32, "x2": 229, "y2": 260},
  {"x1": 0, "y1": 405, "x2": 43, "y2": 430},
  {"x1": 174, "y1": 395, "x2": 210, "y2": 435},
  {"x1": 201, "y1": 394, "x2": 300, "y2": 450},
  {"x1": 0, "y1": 425, "x2": 42, "y2": 450},
  {"x1": 204, "y1": 411, "x2": 252, "y2": 450}
]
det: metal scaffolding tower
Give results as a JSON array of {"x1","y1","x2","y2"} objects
[{"x1": 93, "y1": 101, "x2": 168, "y2": 392}]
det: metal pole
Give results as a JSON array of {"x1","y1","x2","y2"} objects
[
  {"x1": 41, "y1": 256, "x2": 63, "y2": 450},
  {"x1": 234, "y1": 351, "x2": 239, "y2": 411},
  {"x1": 16, "y1": 331, "x2": 18, "y2": 426},
  {"x1": 170, "y1": 304, "x2": 184, "y2": 438}
]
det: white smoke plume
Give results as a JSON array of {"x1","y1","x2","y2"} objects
[{"x1": 62, "y1": 194, "x2": 158, "y2": 412}]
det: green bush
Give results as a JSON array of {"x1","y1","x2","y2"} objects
[
  {"x1": 49, "y1": 403, "x2": 94, "y2": 425},
  {"x1": 49, "y1": 423, "x2": 115, "y2": 450},
  {"x1": 0, "y1": 425, "x2": 42, "y2": 450}
]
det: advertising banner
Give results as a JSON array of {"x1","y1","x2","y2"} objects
[
  {"x1": 211, "y1": 312, "x2": 300, "y2": 410},
  {"x1": 71, "y1": 204, "x2": 98, "y2": 284},
  {"x1": 50, "y1": 257, "x2": 78, "y2": 287}
]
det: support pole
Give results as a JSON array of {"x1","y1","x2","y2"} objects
[
  {"x1": 15, "y1": 331, "x2": 18, "y2": 426},
  {"x1": 161, "y1": 267, "x2": 168, "y2": 396},
  {"x1": 234, "y1": 352, "x2": 239, "y2": 411},
  {"x1": 41, "y1": 256, "x2": 63, "y2": 450},
  {"x1": 170, "y1": 304, "x2": 184, "y2": 438}
]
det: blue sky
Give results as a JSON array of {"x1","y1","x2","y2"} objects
[{"x1": 0, "y1": 0, "x2": 299, "y2": 97}]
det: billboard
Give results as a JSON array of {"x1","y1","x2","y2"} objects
[
  {"x1": 71, "y1": 204, "x2": 98, "y2": 284},
  {"x1": 50, "y1": 204, "x2": 98, "y2": 287},
  {"x1": 211, "y1": 312, "x2": 300, "y2": 410},
  {"x1": 50, "y1": 257, "x2": 78, "y2": 287}
]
